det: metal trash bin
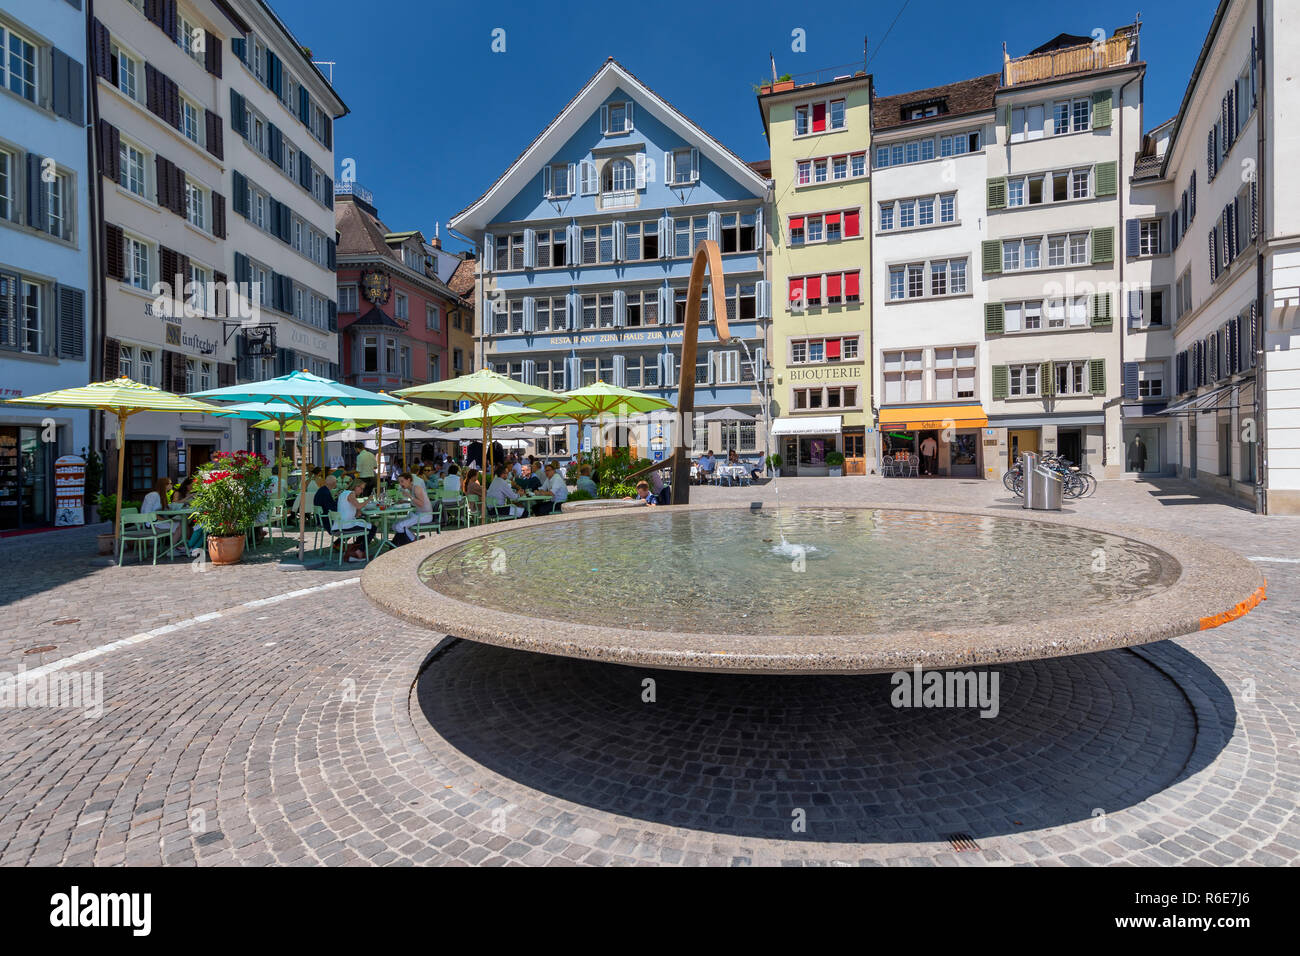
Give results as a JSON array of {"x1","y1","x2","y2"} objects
[
  {"x1": 1021, "y1": 452, "x2": 1038, "y2": 508},
  {"x1": 1021, "y1": 452, "x2": 1062, "y2": 510}
]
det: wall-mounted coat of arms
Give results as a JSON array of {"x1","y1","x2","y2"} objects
[{"x1": 362, "y1": 271, "x2": 391, "y2": 305}]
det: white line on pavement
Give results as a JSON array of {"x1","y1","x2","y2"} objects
[
  {"x1": 1247, "y1": 556, "x2": 1300, "y2": 563},
  {"x1": 1, "y1": 577, "x2": 360, "y2": 689}
]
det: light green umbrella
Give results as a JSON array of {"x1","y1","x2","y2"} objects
[
  {"x1": 190, "y1": 371, "x2": 404, "y2": 561},
  {"x1": 533, "y1": 381, "x2": 673, "y2": 469},
  {"x1": 398, "y1": 369, "x2": 559, "y2": 523},
  {"x1": 251, "y1": 414, "x2": 352, "y2": 473},
  {"x1": 4, "y1": 377, "x2": 220, "y2": 545},
  {"x1": 305, "y1": 393, "x2": 448, "y2": 478}
]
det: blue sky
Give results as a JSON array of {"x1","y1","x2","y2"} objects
[{"x1": 271, "y1": 0, "x2": 1219, "y2": 252}]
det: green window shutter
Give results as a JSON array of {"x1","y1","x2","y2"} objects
[
  {"x1": 1095, "y1": 161, "x2": 1117, "y2": 196},
  {"x1": 1089, "y1": 358, "x2": 1107, "y2": 395},
  {"x1": 984, "y1": 302, "x2": 1005, "y2": 335},
  {"x1": 1091, "y1": 226, "x2": 1114, "y2": 264},
  {"x1": 981, "y1": 240, "x2": 1003, "y2": 274},
  {"x1": 1090, "y1": 292, "x2": 1113, "y2": 326},
  {"x1": 1092, "y1": 89, "x2": 1113, "y2": 129},
  {"x1": 986, "y1": 177, "x2": 1007, "y2": 210},
  {"x1": 1041, "y1": 361, "x2": 1055, "y2": 397},
  {"x1": 992, "y1": 365, "x2": 1009, "y2": 399}
]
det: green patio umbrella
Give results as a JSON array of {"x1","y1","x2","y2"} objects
[
  {"x1": 3, "y1": 377, "x2": 220, "y2": 546},
  {"x1": 533, "y1": 381, "x2": 673, "y2": 470},
  {"x1": 210, "y1": 399, "x2": 342, "y2": 490},
  {"x1": 304, "y1": 394, "x2": 448, "y2": 479},
  {"x1": 250, "y1": 414, "x2": 352, "y2": 476},
  {"x1": 397, "y1": 369, "x2": 559, "y2": 524},
  {"x1": 190, "y1": 371, "x2": 405, "y2": 562}
]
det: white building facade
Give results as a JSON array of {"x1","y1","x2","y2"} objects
[
  {"x1": 0, "y1": 0, "x2": 91, "y2": 528},
  {"x1": 871, "y1": 74, "x2": 997, "y2": 477}
]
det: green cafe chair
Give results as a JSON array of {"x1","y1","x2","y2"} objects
[
  {"x1": 327, "y1": 511, "x2": 370, "y2": 567},
  {"x1": 118, "y1": 512, "x2": 172, "y2": 566}
]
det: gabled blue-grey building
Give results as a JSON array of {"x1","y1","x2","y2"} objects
[{"x1": 450, "y1": 58, "x2": 773, "y2": 466}]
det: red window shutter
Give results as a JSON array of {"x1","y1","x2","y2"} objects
[
  {"x1": 827, "y1": 273, "x2": 842, "y2": 299},
  {"x1": 788, "y1": 278, "x2": 804, "y2": 302},
  {"x1": 807, "y1": 275, "x2": 822, "y2": 299},
  {"x1": 789, "y1": 216, "x2": 804, "y2": 230},
  {"x1": 826, "y1": 338, "x2": 841, "y2": 358},
  {"x1": 826, "y1": 212, "x2": 841, "y2": 227},
  {"x1": 845, "y1": 272, "x2": 860, "y2": 297},
  {"x1": 812, "y1": 103, "x2": 826, "y2": 132},
  {"x1": 844, "y1": 210, "x2": 861, "y2": 237}
]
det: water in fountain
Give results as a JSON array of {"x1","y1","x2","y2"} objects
[{"x1": 766, "y1": 466, "x2": 818, "y2": 558}]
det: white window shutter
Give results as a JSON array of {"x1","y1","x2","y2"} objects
[
  {"x1": 754, "y1": 347, "x2": 765, "y2": 383},
  {"x1": 566, "y1": 163, "x2": 576, "y2": 197},
  {"x1": 600, "y1": 105, "x2": 608, "y2": 135},
  {"x1": 482, "y1": 232, "x2": 495, "y2": 271},
  {"x1": 523, "y1": 228, "x2": 536, "y2": 269},
  {"x1": 665, "y1": 352, "x2": 675, "y2": 388},
  {"x1": 664, "y1": 151, "x2": 673, "y2": 185},
  {"x1": 756, "y1": 206, "x2": 764, "y2": 246},
  {"x1": 614, "y1": 221, "x2": 625, "y2": 261},
  {"x1": 579, "y1": 160, "x2": 594, "y2": 195},
  {"x1": 707, "y1": 211, "x2": 721, "y2": 244},
  {"x1": 566, "y1": 224, "x2": 579, "y2": 265},
  {"x1": 613, "y1": 354, "x2": 625, "y2": 387},
  {"x1": 542, "y1": 165, "x2": 551, "y2": 199},
  {"x1": 1127, "y1": 289, "x2": 1143, "y2": 328},
  {"x1": 658, "y1": 283, "x2": 671, "y2": 325},
  {"x1": 523, "y1": 296, "x2": 535, "y2": 332},
  {"x1": 626, "y1": 101, "x2": 634, "y2": 131},
  {"x1": 704, "y1": 287, "x2": 714, "y2": 324},
  {"x1": 566, "y1": 357, "x2": 579, "y2": 389},
  {"x1": 690, "y1": 148, "x2": 700, "y2": 182},
  {"x1": 522, "y1": 359, "x2": 536, "y2": 384},
  {"x1": 566, "y1": 291, "x2": 579, "y2": 329},
  {"x1": 756, "y1": 280, "x2": 771, "y2": 319},
  {"x1": 704, "y1": 350, "x2": 714, "y2": 385},
  {"x1": 660, "y1": 213, "x2": 673, "y2": 258},
  {"x1": 614, "y1": 290, "x2": 626, "y2": 326},
  {"x1": 634, "y1": 153, "x2": 646, "y2": 190}
]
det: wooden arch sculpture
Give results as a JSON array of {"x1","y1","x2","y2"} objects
[{"x1": 670, "y1": 239, "x2": 730, "y2": 505}]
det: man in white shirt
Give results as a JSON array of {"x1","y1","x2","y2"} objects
[
  {"x1": 510, "y1": 456, "x2": 524, "y2": 480},
  {"x1": 920, "y1": 434, "x2": 938, "y2": 476},
  {"x1": 356, "y1": 444, "x2": 376, "y2": 480},
  {"x1": 486, "y1": 464, "x2": 522, "y2": 518},
  {"x1": 535, "y1": 463, "x2": 568, "y2": 515},
  {"x1": 443, "y1": 464, "x2": 462, "y2": 494}
]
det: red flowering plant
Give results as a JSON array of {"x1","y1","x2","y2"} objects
[{"x1": 189, "y1": 451, "x2": 272, "y2": 537}]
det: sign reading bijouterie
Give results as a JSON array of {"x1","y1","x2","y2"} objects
[{"x1": 787, "y1": 366, "x2": 861, "y2": 382}]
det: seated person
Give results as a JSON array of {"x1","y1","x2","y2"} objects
[
  {"x1": 443, "y1": 464, "x2": 461, "y2": 495},
  {"x1": 486, "y1": 464, "x2": 522, "y2": 518},
  {"x1": 335, "y1": 478, "x2": 377, "y2": 562},
  {"x1": 697, "y1": 450, "x2": 716, "y2": 484},
  {"x1": 518, "y1": 463, "x2": 543, "y2": 493},
  {"x1": 463, "y1": 469, "x2": 483, "y2": 502},
  {"x1": 140, "y1": 476, "x2": 184, "y2": 554},
  {"x1": 390, "y1": 473, "x2": 433, "y2": 546},
  {"x1": 575, "y1": 464, "x2": 598, "y2": 497},
  {"x1": 647, "y1": 468, "x2": 670, "y2": 505},
  {"x1": 624, "y1": 480, "x2": 657, "y2": 506},
  {"x1": 534, "y1": 463, "x2": 569, "y2": 516}
]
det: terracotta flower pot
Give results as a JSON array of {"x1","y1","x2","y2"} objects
[
  {"x1": 207, "y1": 534, "x2": 245, "y2": 566},
  {"x1": 96, "y1": 533, "x2": 115, "y2": 555}
]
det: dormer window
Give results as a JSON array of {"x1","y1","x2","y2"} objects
[
  {"x1": 602, "y1": 101, "x2": 634, "y2": 135},
  {"x1": 909, "y1": 105, "x2": 939, "y2": 120}
]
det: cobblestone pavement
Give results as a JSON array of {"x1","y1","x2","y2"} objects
[{"x1": 0, "y1": 478, "x2": 1295, "y2": 866}]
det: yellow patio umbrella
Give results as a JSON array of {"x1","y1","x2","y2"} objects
[
  {"x1": 3, "y1": 377, "x2": 220, "y2": 544},
  {"x1": 398, "y1": 369, "x2": 560, "y2": 524},
  {"x1": 251, "y1": 415, "x2": 352, "y2": 475}
]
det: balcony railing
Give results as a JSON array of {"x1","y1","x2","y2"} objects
[{"x1": 1003, "y1": 34, "x2": 1134, "y2": 87}]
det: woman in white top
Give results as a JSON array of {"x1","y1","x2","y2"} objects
[
  {"x1": 391, "y1": 473, "x2": 432, "y2": 546},
  {"x1": 336, "y1": 478, "x2": 373, "y2": 562},
  {"x1": 140, "y1": 476, "x2": 183, "y2": 553}
]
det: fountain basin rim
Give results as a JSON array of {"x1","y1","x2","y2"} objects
[{"x1": 360, "y1": 503, "x2": 1265, "y2": 675}]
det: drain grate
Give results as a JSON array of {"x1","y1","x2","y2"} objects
[
  {"x1": 50, "y1": 619, "x2": 79, "y2": 626},
  {"x1": 24, "y1": 645, "x2": 58, "y2": 655},
  {"x1": 947, "y1": 833, "x2": 981, "y2": 852}
]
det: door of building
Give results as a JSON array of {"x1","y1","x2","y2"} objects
[
  {"x1": 1058, "y1": 429, "x2": 1082, "y2": 468},
  {"x1": 188, "y1": 443, "x2": 215, "y2": 477},
  {"x1": 1007, "y1": 428, "x2": 1039, "y2": 468},
  {"x1": 950, "y1": 430, "x2": 979, "y2": 477},
  {"x1": 843, "y1": 432, "x2": 866, "y2": 475},
  {"x1": 126, "y1": 440, "x2": 158, "y2": 501},
  {"x1": 1187, "y1": 418, "x2": 1198, "y2": 478},
  {"x1": 783, "y1": 438, "x2": 799, "y2": 476}
]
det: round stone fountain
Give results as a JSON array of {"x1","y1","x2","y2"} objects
[{"x1": 361, "y1": 503, "x2": 1265, "y2": 674}]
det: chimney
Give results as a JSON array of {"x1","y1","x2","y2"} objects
[{"x1": 431, "y1": 221, "x2": 442, "y2": 249}]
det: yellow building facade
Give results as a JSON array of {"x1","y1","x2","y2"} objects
[{"x1": 759, "y1": 73, "x2": 873, "y2": 475}]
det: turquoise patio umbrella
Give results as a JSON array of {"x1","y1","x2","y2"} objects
[{"x1": 190, "y1": 371, "x2": 405, "y2": 561}]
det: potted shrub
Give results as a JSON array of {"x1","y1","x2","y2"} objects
[
  {"x1": 95, "y1": 493, "x2": 141, "y2": 553},
  {"x1": 189, "y1": 451, "x2": 272, "y2": 566},
  {"x1": 766, "y1": 453, "x2": 783, "y2": 478},
  {"x1": 825, "y1": 451, "x2": 845, "y2": 477}
]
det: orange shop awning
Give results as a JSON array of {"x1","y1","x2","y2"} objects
[{"x1": 878, "y1": 405, "x2": 988, "y2": 430}]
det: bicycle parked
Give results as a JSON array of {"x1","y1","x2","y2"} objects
[{"x1": 1004, "y1": 453, "x2": 1096, "y2": 499}]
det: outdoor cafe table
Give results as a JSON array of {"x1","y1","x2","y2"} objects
[
  {"x1": 716, "y1": 464, "x2": 748, "y2": 485},
  {"x1": 360, "y1": 501, "x2": 411, "y2": 554},
  {"x1": 513, "y1": 493, "x2": 551, "y2": 517},
  {"x1": 155, "y1": 505, "x2": 194, "y2": 542}
]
